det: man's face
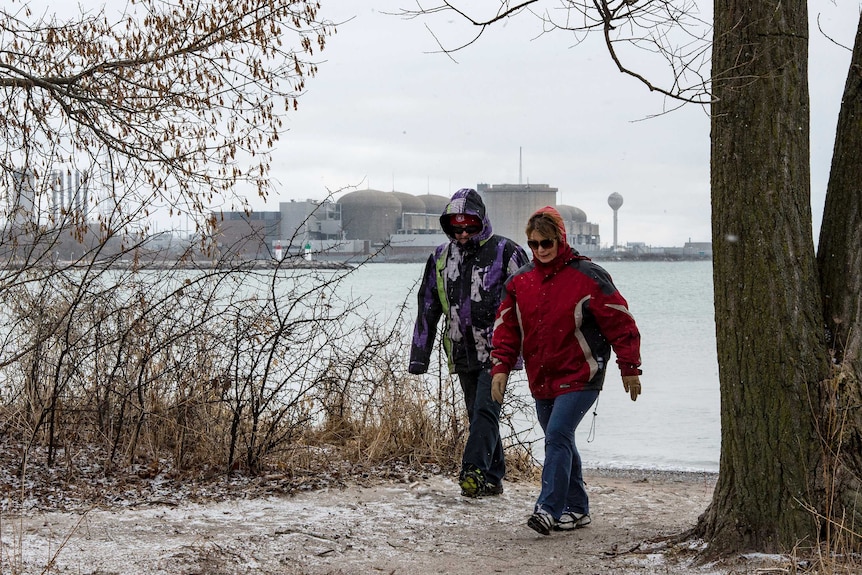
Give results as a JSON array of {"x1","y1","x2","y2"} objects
[
  {"x1": 452, "y1": 224, "x2": 481, "y2": 244},
  {"x1": 449, "y1": 215, "x2": 482, "y2": 245}
]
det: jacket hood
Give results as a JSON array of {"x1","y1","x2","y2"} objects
[
  {"x1": 530, "y1": 205, "x2": 583, "y2": 271},
  {"x1": 440, "y1": 188, "x2": 493, "y2": 244}
]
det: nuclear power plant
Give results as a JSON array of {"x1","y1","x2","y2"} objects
[
  {"x1": 1, "y1": 163, "x2": 709, "y2": 266},
  {"x1": 213, "y1": 182, "x2": 610, "y2": 262},
  {"x1": 213, "y1": 181, "x2": 713, "y2": 262}
]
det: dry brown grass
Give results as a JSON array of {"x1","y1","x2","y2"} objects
[
  {"x1": 0, "y1": 260, "x2": 541, "y2": 507},
  {"x1": 4, "y1": 264, "x2": 860, "y2": 575}
]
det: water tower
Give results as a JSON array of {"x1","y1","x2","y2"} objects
[{"x1": 607, "y1": 192, "x2": 624, "y2": 250}]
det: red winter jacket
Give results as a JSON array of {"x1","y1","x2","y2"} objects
[{"x1": 491, "y1": 210, "x2": 641, "y2": 400}]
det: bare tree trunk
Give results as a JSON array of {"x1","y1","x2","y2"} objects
[
  {"x1": 819, "y1": 16, "x2": 862, "y2": 373},
  {"x1": 816, "y1": 11, "x2": 862, "y2": 539},
  {"x1": 699, "y1": 0, "x2": 831, "y2": 553}
]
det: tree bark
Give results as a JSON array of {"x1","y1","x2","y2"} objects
[
  {"x1": 816, "y1": 11, "x2": 862, "y2": 539},
  {"x1": 699, "y1": 0, "x2": 831, "y2": 553}
]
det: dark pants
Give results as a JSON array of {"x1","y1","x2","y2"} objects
[{"x1": 458, "y1": 369, "x2": 505, "y2": 485}]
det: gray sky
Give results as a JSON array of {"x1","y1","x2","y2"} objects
[{"x1": 255, "y1": 1, "x2": 860, "y2": 248}]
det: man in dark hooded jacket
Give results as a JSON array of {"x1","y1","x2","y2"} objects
[{"x1": 409, "y1": 188, "x2": 529, "y2": 497}]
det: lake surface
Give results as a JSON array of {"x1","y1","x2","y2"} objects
[{"x1": 332, "y1": 260, "x2": 720, "y2": 473}]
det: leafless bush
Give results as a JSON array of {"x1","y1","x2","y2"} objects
[
  {"x1": 0, "y1": 239, "x2": 529, "y2": 489},
  {"x1": 0, "y1": 1, "x2": 542, "y2": 499}
]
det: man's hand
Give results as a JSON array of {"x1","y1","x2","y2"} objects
[
  {"x1": 623, "y1": 375, "x2": 642, "y2": 401},
  {"x1": 491, "y1": 373, "x2": 508, "y2": 404}
]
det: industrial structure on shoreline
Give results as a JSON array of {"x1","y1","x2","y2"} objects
[
  {"x1": 216, "y1": 183, "x2": 605, "y2": 262},
  {"x1": 2, "y1": 170, "x2": 711, "y2": 263},
  {"x1": 215, "y1": 183, "x2": 711, "y2": 263}
]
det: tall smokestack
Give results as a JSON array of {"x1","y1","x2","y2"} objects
[{"x1": 519, "y1": 147, "x2": 522, "y2": 185}]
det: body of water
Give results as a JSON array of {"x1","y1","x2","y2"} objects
[{"x1": 335, "y1": 260, "x2": 720, "y2": 473}]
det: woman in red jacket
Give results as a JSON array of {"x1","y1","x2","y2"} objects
[{"x1": 490, "y1": 206, "x2": 643, "y2": 535}]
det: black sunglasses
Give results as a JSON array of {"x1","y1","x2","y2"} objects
[
  {"x1": 452, "y1": 225, "x2": 482, "y2": 235},
  {"x1": 527, "y1": 239, "x2": 556, "y2": 250}
]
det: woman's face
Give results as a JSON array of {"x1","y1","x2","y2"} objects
[{"x1": 527, "y1": 231, "x2": 558, "y2": 264}]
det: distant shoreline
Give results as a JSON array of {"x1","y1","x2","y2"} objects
[
  {"x1": 586, "y1": 466, "x2": 718, "y2": 484},
  {"x1": 6, "y1": 251, "x2": 712, "y2": 271},
  {"x1": 335, "y1": 253, "x2": 713, "y2": 265}
]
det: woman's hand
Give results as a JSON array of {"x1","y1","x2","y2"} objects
[
  {"x1": 623, "y1": 375, "x2": 642, "y2": 401},
  {"x1": 491, "y1": 373, "x2": 508, "y2": 404}
]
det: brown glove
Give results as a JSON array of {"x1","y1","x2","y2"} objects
[
  {"x1": 491, "y1": 373, "x2": 508, "y2": 404},
  {"x1": 622, "y1": 375, "x2": 642, "y2": 401}
]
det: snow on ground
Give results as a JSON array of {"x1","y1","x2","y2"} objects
[{"x1": 0, "y1": 469, "x2": 800, "y2": 575}]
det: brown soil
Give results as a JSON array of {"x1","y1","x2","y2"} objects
[{"x1": 1, "y1": 468, "x2": 800, "y2": 574}]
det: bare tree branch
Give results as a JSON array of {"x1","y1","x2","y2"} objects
[
  {"x1": 393, "y1": 0, "x2": 712, "y2": 105},
  {"x1": 0, "y1": 0, "x2": 337, "y2": 234}
]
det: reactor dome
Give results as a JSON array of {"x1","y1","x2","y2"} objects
[
  {"x1": 555, "y1": 204, "x2": 574, "y2": 222},
  {"x1": 558, "y1": 204, "x2": 587, "y2": 223},
  {"x1": 416, "y1": 193, "x2": 450, "y2": 216},
  {"x1": 338, "y1": 189, "x2": 402, "y2": 241},
  {"x1": 391, "y1": 191, "x2": 426, "y2": 214}
]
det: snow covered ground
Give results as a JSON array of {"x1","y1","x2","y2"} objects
[{"x1": 1, "y1": 469, "x2": 799, "y2": 575}]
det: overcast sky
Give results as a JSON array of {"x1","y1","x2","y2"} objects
[{"x1": 248, "y1": 1, "x2": 859, "y2": 248}]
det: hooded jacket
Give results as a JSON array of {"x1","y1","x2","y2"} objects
[
  {"x1": 490, "y1": 206, "x2": 642, "y2": 400},
  {"x1": 409, "y1": 188, "x2": 530, "y2": 374}
]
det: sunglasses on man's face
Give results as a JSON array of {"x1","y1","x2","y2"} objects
[
  {"x1": 527, "y1": 239, "x2": 556, "y2": 250},
  {"x1": 452, "y1": 225, "x2": 482, "y2": 235}
]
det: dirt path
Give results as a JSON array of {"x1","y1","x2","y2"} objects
[{"x1": 2, "y1": 469, "x2": 786, "y2": 574}]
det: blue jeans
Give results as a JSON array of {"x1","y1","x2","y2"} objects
[
  {"x1": 458, "y1": 369, "x2": 505, "y2": 485},
  {"x1": 534, "y1": 389, "x2": 600, "y2": 519}
]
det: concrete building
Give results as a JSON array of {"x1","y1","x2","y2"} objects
[
  {"x1": 416, "y1": 194, "x2": 449, "y2": 217},
  {"x1": 8, "y1": 169, "x2": 36, "y2": 227},
  {"x1": 50, "y1": 169, "x2": 90, "y2": 225},
  {"x1": 556, "y1": 204, "x2": 600, "y2": 252},
  {"x1": 399, "y1": 193, "x2": 448, "y2": 236},
  {"x1": 214, "y1": 210, "x2": 281, "y2": 260},
  {"x1": 683, "y1": 241, "x2": 712, "y2": 258},
  {"x1": 281, "y1": 199, "x2": 341, "y2": 246},
  {"x1": 476, "y1": 182, "x2": 558, "y2": 245},
  {"x1": 211, "y1": 185, "x2": 614, "y2": 262},
  {"x1": 338, "y1": 189, "x2": 402, "y2": 242},
  {"x1": 4, "y1": 167, "x2": 92, "y2": 230}
]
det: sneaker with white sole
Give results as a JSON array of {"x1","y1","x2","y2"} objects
[
  {"x1": 527, "y1": 509, "x2": 556, "y2": 535},
  {"x1": 554, "y1": 511, "x2": 591, "y2": 531}
]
